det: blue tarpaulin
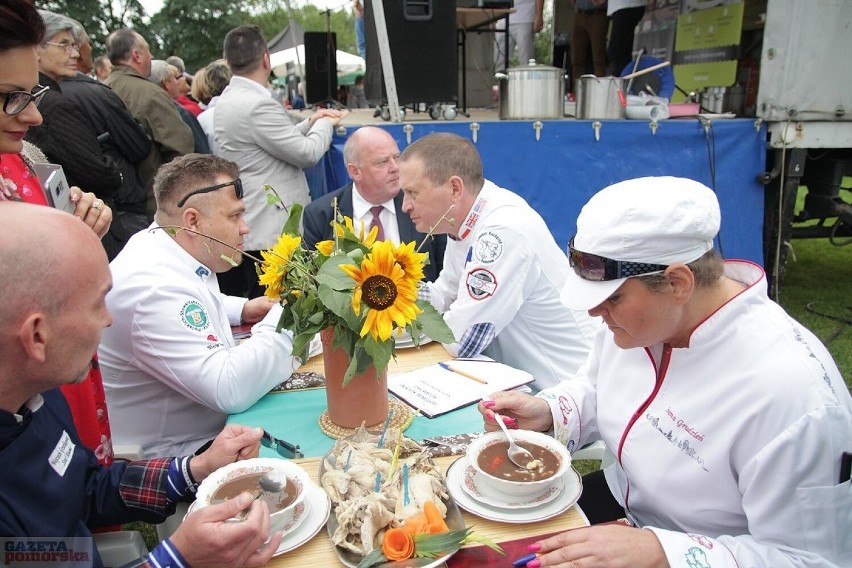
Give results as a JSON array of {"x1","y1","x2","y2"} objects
[{"x1": 307, "y1": 118, "x2": 767, "y2": 265}]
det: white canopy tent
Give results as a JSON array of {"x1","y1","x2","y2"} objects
[{"x1": 270, "y1": 45, "x2": 366, "y2": 78}]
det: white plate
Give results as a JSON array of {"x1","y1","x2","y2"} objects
[
  {"x1": 319, "y1": 438, "x2": 463, "y2": 568},
  {"x1": 327, "y1": 499, "x2": 464, "y2": 568},
  {"x1": 394, "y1": 332, "x2": 433, "y2": 350},
  {"x1": 446, "y1": 456, "x2": 583, "y2": 523},
  {"x1": 274, "y1": 483, "x2": 331, "y2": 556},
  {"x1": 459, "y1": 458, "x2": 563, "y2": 509}
]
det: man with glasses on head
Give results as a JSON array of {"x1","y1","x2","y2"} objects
[{"x1": 99, "y1": 153, "x2": 303, "y2": 459}]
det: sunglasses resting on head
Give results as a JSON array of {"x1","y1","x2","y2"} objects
[
  {"x1": 568, "y1": 237, "x2": 667, "y2": 281},
  {"x1": 177, "y1": 178, "x2": 244, "y2": 207}
]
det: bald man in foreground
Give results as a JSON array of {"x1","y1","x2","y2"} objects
[{"x1": 0, "y1": 202, "x2": 280, "y2": 568}]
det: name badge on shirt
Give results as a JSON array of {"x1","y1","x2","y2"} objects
[{"x1": 48, "y1": 430, "x2": 75, "y2": 477}]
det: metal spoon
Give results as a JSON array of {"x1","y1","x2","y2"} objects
[
  {"x1": 237, "y1": 471, "x2": 287, "y2": 520},
  {"x1": 491, "y1": 409, "x2": 537, "y2": 470}
]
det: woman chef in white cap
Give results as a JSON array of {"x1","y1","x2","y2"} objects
[{"x1": 479, "y1": 176, "x2": 851, "y2": 568}]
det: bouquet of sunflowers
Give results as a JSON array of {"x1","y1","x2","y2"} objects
[{"x1": 257, "y1": 203, "x2": 454, "y2": 385}]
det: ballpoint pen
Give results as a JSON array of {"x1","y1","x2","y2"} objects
[
  {"x1": 438, "y1": 361, "x2": 488, "y2": 384},
  {"x1": 512, "y1": 552, "x2": 540, "y2": 567},
  {"x1": 260, "y1": 429, "x2": 303, "y2": 459}
]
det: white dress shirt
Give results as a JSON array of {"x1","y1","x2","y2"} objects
[{"x1": 351, "y1": 184, "x2": 401, "y2": 244}]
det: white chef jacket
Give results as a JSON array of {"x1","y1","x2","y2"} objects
[
  {"x1": 540, "y1": 261, "x2": 852, "y2": 568},
  {"x1": 425, "y1": 181, "x2": 599, "y2": 391},
  {"x1": 99, "y1": 224, "x2": 299, "y2": 458}
]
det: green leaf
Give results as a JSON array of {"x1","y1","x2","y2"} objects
[
  {"x1": 412, "y1": 528, "x2": 472, "y2": 558},
  {"x1": 282, "y1": 203, "x2": 302, "y2": 236},
  {"x1": 318, "y1": 286, "x2": 361, "y2": 331},
  {"x1": 291, "y1": 332, "x2": 314, "y2": 361},
  {"x1": 356, "y1": 548, "x2": 387, "y2": 568},
  {"x1": 461, "y1": 532, "x2": 505, "y2": 554},
  {"x1": 364, "y1": 335, "x2": 393, "y2": 375},
  {"x1": 219, "y1": 254, "x2": 239, "y2": 267},
  {"x1": 416, "y1": 302, "x2": 456, "y2": 344},
  {"x1": 263, "y1": 184, "x2": 282, "y2": 207},
  {"x1": 316, "y1": 255, "x2": 356, "y2": 291}
]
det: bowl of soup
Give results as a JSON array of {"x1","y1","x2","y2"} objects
[
  {"x1": 195, "y1": 458, "x2": 309, "y2": 537},
  {"x1": 467, "y1": 430, "x2": 571, "y2": 499}
]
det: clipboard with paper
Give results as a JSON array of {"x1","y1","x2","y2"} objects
[{"x1": 389, "y1": 359, "x2": 534, "y2": 418}]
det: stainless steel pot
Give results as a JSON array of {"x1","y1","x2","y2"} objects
[
  {"x1": 700, "y1": 85, "x2": 745, "y2": 115},
  {"x1": 495, "y1": 61, "x2": 565, "y2": 120},
  {"x1": 575, "y1": 75, "x2": 626, "y2": 120},
  {"x1": 700, "y1": 86, "x2": 727, "y2": 114}
]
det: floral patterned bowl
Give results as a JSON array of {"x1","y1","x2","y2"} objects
[{"x1": 195, "y1": 458, "x2": 309, "y2": 538}]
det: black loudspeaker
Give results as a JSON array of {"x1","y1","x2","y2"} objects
[
  {"x1": 304, "y1": 31, "x2": 338, "y2": 105},
  {"x1": 364, "y1": 0, "x2": 457, "y2": 105}
]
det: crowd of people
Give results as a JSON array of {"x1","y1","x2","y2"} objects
[{"x1": 1, "y1": 1, "x2": 850, "y2": 567}]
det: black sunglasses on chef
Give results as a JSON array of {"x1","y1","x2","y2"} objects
[
  {"x1": 177, "y1": 178, "x2": 244, "y2": 207},
  {"x1": 568, "y1": 237, "x2": 668, "y2": 281}
]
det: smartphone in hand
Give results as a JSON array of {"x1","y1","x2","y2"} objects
[{"x1": 32, "y1": 163, "x2": 76, "y2": 214}]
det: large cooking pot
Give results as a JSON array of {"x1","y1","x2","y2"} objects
[
  {"x1": 699, "y1": 85, "x2": 745, "y2": 115},
  {"x1": 495, "y1": 61, "x2": 564, "y2": 120},
  {"x1": 575, "y1": 75, "x2": 626, "y2": 120}
]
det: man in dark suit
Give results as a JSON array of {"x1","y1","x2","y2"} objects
[{"x1": 302, "y1": 126, "x2": 445, "y2": 282}]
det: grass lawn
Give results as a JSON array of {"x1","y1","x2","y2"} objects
[{"x1": 777, "y1": 187, "x2": 851, "y2": 391}]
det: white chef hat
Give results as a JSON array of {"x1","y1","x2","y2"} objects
[{"x1": 561, "y1": 176, "x2": 721, "y2": 311}]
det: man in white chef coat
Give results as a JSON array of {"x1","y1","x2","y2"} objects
[{"x1": 100, "y1": 153, "x2": 300, "y2": 457}]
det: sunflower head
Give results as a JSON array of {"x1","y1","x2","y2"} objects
[
  {"x1": 392, "y1": 241, "x2": 428, "y2": 284},
  {"x1": 340, "y1": 240, "x2": 421, "y2": 342},
  {"x1": 258, "y1": 233, "x2": 302, "y2": 300}
]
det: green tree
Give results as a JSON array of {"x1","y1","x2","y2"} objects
[
  {"x1": 149, "y1": 0, "x2": 250, "y2": 73},
  {"x1": 37, "y1": 0, "x2": 151, "y2": 54},
  {"x1": 250, "y1": 2, "x2": 357, "y2": 57}
]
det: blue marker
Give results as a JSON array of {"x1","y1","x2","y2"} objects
[
  {"x1": 512, "y1": 553, "x2": 539, "y2": 567},
  {"x1": 402, "y1": 464, "x2": 410, "y2": 506}
]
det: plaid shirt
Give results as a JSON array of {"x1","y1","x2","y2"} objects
[
  {"x1": 419, "y1": 283, "x2": 496, "y2": 358},
  {"x1": 117, "y1": 456, "x2": 196, "y2": 567}
]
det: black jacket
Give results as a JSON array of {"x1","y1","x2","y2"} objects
[
  {"x1": 60, "y1": 72, "x2": 151, "y2": 214},
  {"x1": 25, "y1": 73, "x2": 122, "y2": 200},
  {"x1": 175, "y1": 102, "x2": 211, "y2": 155}
]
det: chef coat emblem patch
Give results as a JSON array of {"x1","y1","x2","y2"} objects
[
  {"x1": 180, "y1": 300, "x2": 210, "y2": 331},
  {"x1": 466, "y1": 268, "x2": 497, "y2": 300},
  {"x1": 473, "y1": 231, "x2": 503, "y2": 263}
]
